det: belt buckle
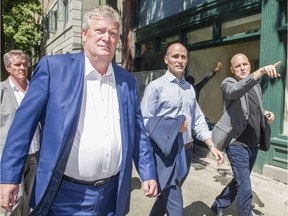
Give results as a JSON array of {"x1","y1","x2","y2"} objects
[{"x1": 93, "y1": 177, "x2": 111, "y2": 187}]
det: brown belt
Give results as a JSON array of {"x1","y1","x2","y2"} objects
[
  {"x1": 184, "y1": 142, "x2": 193, "y2": 150},
  {"x1": 63, "y1": 173, "x2": 118, "y2": 187}
]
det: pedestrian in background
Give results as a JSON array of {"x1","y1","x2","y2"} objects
[
  {"x1": 141, "y1": 42, "x2": 223, "y2": 216},
  {"x1": 186, "y1": 61, "x2": 222, "y2": 102},
  {"x1": 0, "y1": 5, "x2": 157, "y2": 216},
  {"x1": 0, "y1": 50, "x2": 41, "y2": 216},
  {"x1": 211, "y1": 53, "x2": 281, "y2": 216}
]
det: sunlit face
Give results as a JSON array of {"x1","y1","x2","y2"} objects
[
  {"x1": 82, "y1": 16, "x2": 119, "y2": 60},
  {"x1": 230, "y1": 54, "x2": 251, "y2": 80},
  {"x1": 164, "y1": 43, "x2": 188, "y2": 80},
  {"x1": 5, "y1": 55, "x2": 28, "y2": 81}
]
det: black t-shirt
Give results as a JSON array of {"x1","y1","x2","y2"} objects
[{"x1": 235, "y1": 88, "x2": 261, "y2": 147}]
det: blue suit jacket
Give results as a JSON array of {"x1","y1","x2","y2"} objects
[
  {"x1": 145, "y1": 115, "x2": 187, "y2": 190},
  {"x1": 0, "y1": 52, "x2": 156, "y2": 216}
]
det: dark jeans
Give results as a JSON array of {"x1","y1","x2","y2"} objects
[{"x1": 213, "y1": 144, "x2": 258, "y2": 216}]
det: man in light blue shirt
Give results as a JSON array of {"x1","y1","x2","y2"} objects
[{"x1": 141, "y1": 42, "x2": 223, "y2": 216}]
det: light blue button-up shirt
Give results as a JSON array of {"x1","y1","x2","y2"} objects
[{"x1": 141, "y1": 71, "x2": 211, "y2": 144}]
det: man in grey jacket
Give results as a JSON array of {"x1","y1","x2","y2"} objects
[
  {"x1": 1, "y1": 50, "x2": 41, "y2": 216},
  {"x1": 211, "y1": 53, "x2": 281, "y2": 216}
]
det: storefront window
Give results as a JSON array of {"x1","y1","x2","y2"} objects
[
  {"x1": 139, "y1": 41, "x2": 155, "y2": 55},
  {"x1": 187, "y1": 26, "x2": 212, "y2": 44},
  {"x1": 187, "y1": 40, "x2": 260, "y2": 123},
  {"x1": 160, "y1": 35, "x2": 179, "y2": 51},
  {"x1": 222, "y1": 14, "x2": 261, "y2": 37},
  {"x1": 136, "y1": 54, "x2": 165, "y2": 72}
]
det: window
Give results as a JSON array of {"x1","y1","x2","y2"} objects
[
  {"x1": 187, "y1": 26, "x2": 213, "y2": 44},
  {"x1": 138, "y1": 41, "x2": 155, "y2": 55},
  {"x1": 138, "y1": 0, "x2": 181, "y2": 27},
  {"x1": 160, "y1": 35, "x2": 179, "y2": 51},
  {"x1": 138, "y1": 0, "x2": 209, "y2": 27},
  {"x1": 222, "y1": 14, "x2": 261, "y2": 37},
  {"x1": 49, "y1": 10, "x2": 57, "y2": 33},
  {"x1": 42, "y1": 17, "x2": 50, "y2": 39},
  {"x1": 187, "y1": 40, "x2": 260, "y2": 122},
  {"x1": 63, "y1": 0, "x2": 68, "y2": 24}
]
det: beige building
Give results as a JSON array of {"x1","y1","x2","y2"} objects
[{"x1": 38, "y1": 0, "x2": 123, "y2": 65}]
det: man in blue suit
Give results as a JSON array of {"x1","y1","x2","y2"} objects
[{"x1": 0, "y1": 5, "x2": 157, "y2": 216}]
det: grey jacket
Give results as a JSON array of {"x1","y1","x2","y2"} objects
[
  {"x1": 212, "y1": 74, "x2": 267, "y2": 151},
  {"x1": 0, "y1": 78, "x2": 41, "y2": 158},
  {"x1": 0, "y1": 79, "x2": 19, "y2": 157}
]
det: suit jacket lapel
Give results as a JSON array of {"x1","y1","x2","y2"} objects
[
  {"x1": 113, "y1": 64, "x2": 128, "y2": 176},
  {"x1": 60, "y1": 52, "x2": 85, "y2": 166}
]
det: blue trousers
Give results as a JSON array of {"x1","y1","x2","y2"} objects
[
  {"x1": 213, "y1": 144, "x2": 258, "y2": 216},
  {"x1": 48, "y1": 175, "x2": 119, "y2": 216},
  {"x1": 149, "y1": 145, "x2": 193, "y2": 216}
]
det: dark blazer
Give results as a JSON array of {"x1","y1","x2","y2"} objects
[
  {"x1": 0, "y1": 52, "x2": 156, "y2": 216},
  {"x1": 145, "y1": 115, "x2": 187, "y2": 190},
  {"x1": 212, "y1": 75, "x2": 269, "y2": 151}
]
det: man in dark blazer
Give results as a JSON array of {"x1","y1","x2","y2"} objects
[
  {"x1": 1, "y1": 50, "x2": 40, "y2": 216},
  {"x1": 211, "y1": 54, "x2": 281, "y2": 216},
  {"x1": 0, "y1": 5, "x2": 157, "y2": 216}
]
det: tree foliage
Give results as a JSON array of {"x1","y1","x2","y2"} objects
[{"x1": 3, "y1": 0, "x2": 42, "y2": 57}]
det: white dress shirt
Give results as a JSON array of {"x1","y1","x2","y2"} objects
[
  {"x1": 9, "y1": 77, "x2": 40, "y2": 155},
  {"x1": 65, "y1": 55, "x2": 122, "y2": 181}
]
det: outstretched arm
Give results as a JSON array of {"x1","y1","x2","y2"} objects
[
  {"x1": 195, "y1": 62, "x2": 222, "y2": 88},
  {"x1": 193, "y1": 62, "x2": 222, "y2": 101},
  {"x1": 214, "y1": 62, "x2": 223, "y2": 74},
  {"x1": 253, "y1": 61, "x2": 281, "y2": 80}
]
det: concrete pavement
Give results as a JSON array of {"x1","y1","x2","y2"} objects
[{"x1": 127, "y1": 153, "x2": 288, "y2": 216}]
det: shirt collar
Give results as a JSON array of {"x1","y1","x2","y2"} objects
[
  {"x1": 84, "y1": 55, "x2": 113, "y2": 77},
  {"x1": 165, "y1": 70, "x2": 185, "y2": 84},
  {"x1": 8, "y1": 77, "x2": 29, "y2": 92}
]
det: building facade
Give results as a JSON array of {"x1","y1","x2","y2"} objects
[
  {"x1": 38, "y1": 0, "x2": 287, "y2": 183},
  {"x1": 38, "y1": 0, "x2": 122, "y2": 65},
  {"x1": 133, "y1": 0, "x2": 287, "y2": 183}
]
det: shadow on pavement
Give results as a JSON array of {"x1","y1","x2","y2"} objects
[
  {"x1": 131, "y1": 177, "x2": 141, "y2": 191},
  {"x1": 184, "y1": 201, "x2": 213, "y2": 216},
  {"x1": 184, "y1": 201, "x2": 238, "y2": 216},
  {"x1": 213, "y1": 168, "x2": 233, "y2": 186}
]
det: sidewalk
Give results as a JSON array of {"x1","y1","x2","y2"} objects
[{"x1": 128, "y1": 154, "x2": 288, "y2": 216}]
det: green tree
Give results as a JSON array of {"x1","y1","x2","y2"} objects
[{"x1": 2, "y1": 0, "x2": 42, "y2": 80}]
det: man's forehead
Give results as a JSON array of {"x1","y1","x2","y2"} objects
[
  {"x1": 90, "y1": 16, "x2": 117, "y2": 24},
  {"x1": 167, "y1": 44, "x2": 187, "y2": 55},
  {"x1": 232, "y1": 55, "x2": 249, "y2": 64},
  {"x1": 11, "y1": 55, "x2": 27, "y2": 62}
]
